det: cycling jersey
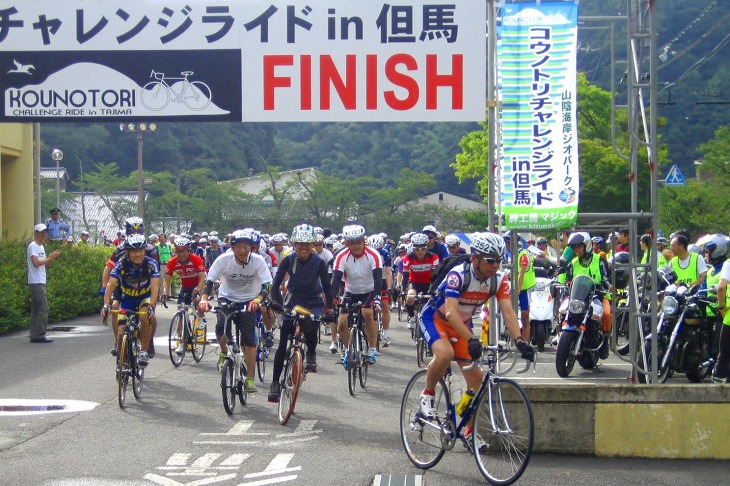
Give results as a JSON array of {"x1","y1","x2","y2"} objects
[
  {"x1": 166, "y1": 254, "x2": 206, "y2": 289},
  {"x1": 207, "y1": 251, "x2": 272, "y2": 302},
  {"x1": 332, "y1": 246, "x2": 382, "y2": 294},
  {"x1": 110, "y1": 256, "x2": 160, "y2": 300},
  {"x1": 402, "y1": 252, "x2": 439, "y2": 285}
]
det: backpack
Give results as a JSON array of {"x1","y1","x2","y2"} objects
[{"x1": 428, "y1": 253, "x2": 499, "y2": 300}]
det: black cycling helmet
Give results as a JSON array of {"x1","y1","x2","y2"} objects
[{"x1": 124, "y1": 217, "x2": 144, "y2": 235}]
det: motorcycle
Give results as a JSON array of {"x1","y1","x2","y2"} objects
[
  {"x1": 638, "y1": 281, "x2": 716, "y2": 383},
  {"x1": 529, "y1": 275, "x2": 556, "y2": 352},
  {"x1": 555, "y1": 274, "x2": 608, "y2": 377}
]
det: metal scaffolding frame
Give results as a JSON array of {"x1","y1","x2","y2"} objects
[{"x1": 487, "y1": 0, "x2": 662, "y2": 382}]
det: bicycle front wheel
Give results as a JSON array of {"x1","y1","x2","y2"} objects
[
  {"x1": 169, "y1": 313, "x2": 185, "y2": 367},
  {"x1": 347, "y1": 332, "x2": 357, "y2": 397},
  {"x1": 140, "y1": 81, "x2": 170, "y2": 110},
  {"x1": 417, "y1": 335, "x2": 428, "y2": 369},
  {"x1": 132, "y1": 335, "x2": 144, "y2": 399},
  {"x1": 192, "y1": 319, "x2": 207, "y2": 363},
  {"x1": 358, "y1": 329, "x2": 368, "y2": 389},
  {"x1": 221, "y1": 359, "x2": 236, "y2": 415},
  {"x1": 472, "y1": 377, "x2": 534, "y2": 485},
  {"x1": 256, "y1": 340, "x2": 268, "y2": 383},
  {"x1": 399, "y1": 369, "x2": 448, "y2": 469},
  {"x1": 279, "y1": 349, "x2": 303, "y2": 425},
  {"x1": 118, "y1": 334, "x2": 129, "y2": 408}
]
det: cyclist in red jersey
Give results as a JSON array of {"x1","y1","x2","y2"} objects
[
  {"x1": 401, "y1": 233, "x2": 440, "y2": 328},
  {"x1": 162, "y1": 237, "x2": 207, "y2": 354}
]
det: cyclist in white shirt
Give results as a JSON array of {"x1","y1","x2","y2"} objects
[
  {"x1": 331, "y1": 224, "x2": 383, "y2": 364},
  {"x1": 199, "y1": 229, "x2": 272, "y2": 394}
]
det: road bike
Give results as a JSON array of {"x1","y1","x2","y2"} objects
[
  {"x1": 343, "y1": 300, "x2": 370, "y2": 397},
  {"x1": 267, "y1": 302, "x2": 331, "y2": 425},
  {"x1": 167, "y1": 296, "x2": 207, "y2": 367},
  {"x1": 111, "y1": 309, "x2": 146, "y2": 408},
  {"x1": 140, "y1": 70, "x2": 212, "y2": 111},
  {"x1": 400, "y1": 349, "x2": 535, "y2": 485},
  {"x1": 212, "y1": 302, "x2": 251, "y2": 415}
]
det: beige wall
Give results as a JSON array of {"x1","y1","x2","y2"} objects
[{"x1": 0, "y1": 123, "x2": 35, "y2": 241}]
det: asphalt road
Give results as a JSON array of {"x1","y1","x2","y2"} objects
[{"x1": 0, "y1": 305, "x2": 727, "y2": 486}]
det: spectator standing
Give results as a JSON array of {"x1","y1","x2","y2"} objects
[
  {"x1": 27, "y1": 224, "x2": 61, "y2": 343},
  {"x1": 78, "y1": 231, "x2": 91, "y2": 246},
  {"x1": 45, "y1": 207, "x2": 70, "y2": 242}
]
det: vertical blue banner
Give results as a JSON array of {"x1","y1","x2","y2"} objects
[{"x1": 498, "y1": 1, "x2": 579, "y2": 230}]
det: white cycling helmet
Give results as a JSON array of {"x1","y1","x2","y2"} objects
[
  {"x1": 124, "y1": 234, "x2": 147, "y2": 250},
  {"x1": 342, "y1": 224, "x2": 366, "y2": 241},
  {"x1": 332, "y1": 241, "x2": 343, "y2": 252},
  {"x1": 313, "y1": 226, "x2": 324, "y2": 235},
  {"x1": 291, "y1": 224, "x2": 317, "y2": 243},
  {"x1": 271, "y1": 233, "x2": 286, "y2": 244},
  {"x1": 470, "y1": 232, "x2": 506, "y2": 257},
  {"x1": 230, "y1": 229, "x2": 254, "y2": 245},
  {"x1": 445, "y1": 234, "x2": 461, "y2": 247},
  {"x1": 422, "y1": 225, "x2": 438, "y2": 235},
  {"x1": 367, "y1": 234, "x2": 385, "y2": 250},
  {"x1": 410, "y1": 233, "x2": 429, "y2": 247}
]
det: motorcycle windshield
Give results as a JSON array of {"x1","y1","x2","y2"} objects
[{"x1": 570, "y1": 275, "x2": 596, "y2": 301}]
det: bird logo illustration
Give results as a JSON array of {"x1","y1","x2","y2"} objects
[{"x1": 8, "y1": 60, "x2": 35, "y2": 74}]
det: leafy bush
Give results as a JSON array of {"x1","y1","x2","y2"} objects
[{"x1": 0, "y1": 240, "x2": 112, "y2": 334}]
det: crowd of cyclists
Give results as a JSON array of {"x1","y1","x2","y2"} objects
[{"x1": 97, "y1": 216, "x2": 730, "y2": 418}]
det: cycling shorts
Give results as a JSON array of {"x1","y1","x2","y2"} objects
[
  {"x1": 119, "y1": 297, "x2": 151, "y2": 314},
  {"x1": 339, "y1": 292, "x2": 376, "y2": 313},
  {"x1": 408, "y1": 282, "x2": 430, "y2": 296},
  {"x1": 420, "y1": 306, "x2": 473, "y2": 361},
  {"x1": 215, "y1": 299, "x2": 257, "y2": 347},
  {"x1": 178, "y1": 286, "x2": 197, "y2": 306},
  {"x1": 519, "y1": 289, "x2": 529, "y2": 311}
]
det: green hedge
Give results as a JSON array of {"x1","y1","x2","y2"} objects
[{"x1": 0, "y1": 241, "x2": 112, "y2": 334}]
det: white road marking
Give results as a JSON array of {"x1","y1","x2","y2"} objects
[
  {"x1": 200, "y1": 420, "x2": 270, "y2": 436},
  {"x1": 243, "y1": 454, "x2": 301, "y2": 479}
]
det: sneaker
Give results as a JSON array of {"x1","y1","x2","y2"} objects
[
  {"x1": 217, "y1": 351, "x2": 226, "y2": 370},
  {"x1": 464, "y1": 426, "x2": 488, "y2": 454},
  {"x1": 268, "y1": 382, "x2": 281, "y2": 403},
  {"x1": 138, "y1": 351, "x2": 150, "y2": 367},
  {"x1": 341, "y1": 350, "x2": 348, "y2": 369},
  {"x1": 264, "y1": 331, "x2": 275, "y2": 349},
  {"x1": 420, "y1": 392, "x2": 436, "y2": 419},
  {"x1": 110, "y1": 346, "x2": 118, "y2": 357},
  {"x1": 147, "y1": 340, "x2": 155, "y2": 358},
  {"x1": 407, "y1": 317, "x2": 414, "y2": 330},
  {"x1": 365, "y1": 348, "x2": 378, "y2": 364},
  {"x1": 305, "y1": 354, "x2": 318, "y2": 373},
  {"x1": 383, "y1": 335, "x2": 391, "y2": 347},
  {"x1": 244, "y1": 378, "x2": 257, "y2": 393},
  {"x1": 599, "y1": 337, "x2": 610, "y2": 360},
  {"x1": 175, "y1": 338, "x2": 184, "y2": 355},
  {"x1": 330, "y1": 341, "x2": 339, "y2": 354}
]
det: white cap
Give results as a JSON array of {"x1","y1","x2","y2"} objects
[{"x1": 34, "y1": 224, "x2": 47, "y2": 232}]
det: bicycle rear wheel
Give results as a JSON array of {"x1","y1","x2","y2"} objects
[
  {"x1": 118, "y1": 334, "x2": 129, "y2": 408},
  {"x1": 358, "y1": 329, "x2": 368, "y2": 389},
  {"x1": 399, "y1": 369, "x2": 448, "y2": 469},
  {"x1": 191, "y1": 319, "x2": 207, "y2": 362},
  {"x1": 472, "y1": 377, "x2": 534, "y2": 485},
  {"x1": 132, "y1": 335, "x2": 144, "y2": 399},
  {"x1": 168, "y1": 313, "x2": 185, "y2": 367},
  {"x1": 221, "y1": 359, "x2": 236, "y2": 415},
  {"x1": 347, "y1": 333, "x2": 357, "y2": 397},
  {"x1": 279, "y1": 348, "x2": 303, "y2": 425}
]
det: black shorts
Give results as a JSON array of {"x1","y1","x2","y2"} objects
[
  {"x1": 178, "y1": 287, "x2": 196, "y2": 306},
  {"x1": 338, "y1": 292, "x2": 376, "y2": 313},
  {"x1": 215, "y1": 299, "x2": 257, "y2": 347}
]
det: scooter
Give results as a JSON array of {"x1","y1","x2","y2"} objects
[{"x1": 529, "y1": 276, "x2": 555, "y2": 352}]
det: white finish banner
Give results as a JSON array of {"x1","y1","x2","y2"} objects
[{"x1": 0, "y1": 0, "x2": 486, "y2": 122}]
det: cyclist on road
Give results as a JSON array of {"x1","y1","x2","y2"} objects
[
  {"x1": 198, "y1": 229, "x2": 272, "y2": 394},
  {"x1": 162, "y1": 237, "x2": 207, "y2": 354},
  {"x1": 267, "y1": 224, "x2": 334, "y2": 402},
  {"x1": 102, "y1": 234, "x2": 160, "y2": 367},
  {"x1": 401, "y1": 233, "x2": 440, "y2": 329},
  {"x1": 331, "y1": 224, "x2": 383, "y2": 365},
  {"x1": 368, "y1": 233, "x2": 393, "y2": 346},
  {"x1": 419, "y1": 233, "x2": 534, "y2": 440}
]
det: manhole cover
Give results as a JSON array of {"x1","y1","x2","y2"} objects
[
  {"x1": 48, "y1": 326, "x2": 76, "y2": 332},
  {"x1": 0, "y1": 399, "x2": 99, "y2": 416}
]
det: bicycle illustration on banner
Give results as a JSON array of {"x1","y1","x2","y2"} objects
[{"x1": 140, "y1": 70, "x2": 212, "y2": 111}]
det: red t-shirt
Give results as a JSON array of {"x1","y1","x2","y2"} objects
[
  {"x1": 402, "y1": 252, "x2": 440, "y2": 284},
  {"x1": 166, "y1": 254, "x2": 206, "y2": 289}
]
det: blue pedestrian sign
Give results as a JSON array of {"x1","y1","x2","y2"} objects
[{"x1": 665, "y1": 165, "x2": 686, "y2": 186}]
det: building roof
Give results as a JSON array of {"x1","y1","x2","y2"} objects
[
  {"x1": 411, "y1": 191, "x2": 487, "y2": 211},
  {"x1": 40, "y1": 167, "x2": 70, "y2": 181},
  {"x1": 60, "y1": 192, "x2": 138, "y2": 242},
  {"x1": 222, "y1": 167, "x2": 317, "y2": 201}
]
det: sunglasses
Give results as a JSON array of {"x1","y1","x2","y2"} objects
[
  {"x1": 427, "y1": 235, "x2": 435, "y2": 240},
  {"x1": 481, "y1": 256, "x2": 502, "y2": 265}
]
